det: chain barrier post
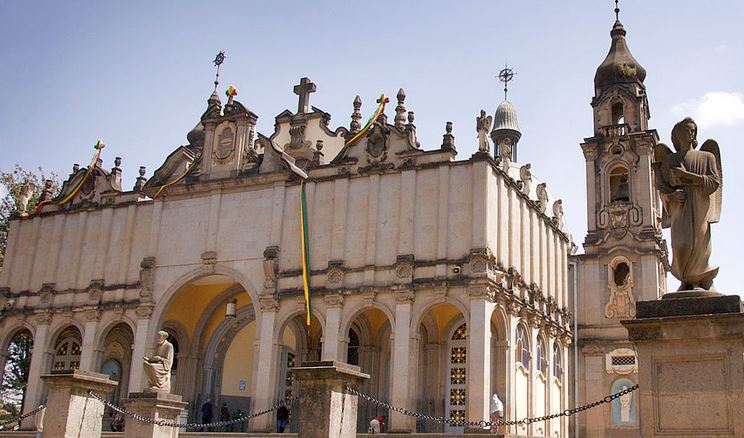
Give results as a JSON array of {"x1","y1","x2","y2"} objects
[
  {"x1": 40, "y1": 370, "x2": 117, "y2": 438},
  {"x1": 292, "y1": 361, "x2": 369, "y2": 438},
  {"x1": 120, "y1": 391, "x2": 188, "y2": 438}
]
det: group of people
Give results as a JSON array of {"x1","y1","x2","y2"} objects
[{"x1": 200, "y1": 399, "x2": 246, "y2": 432}]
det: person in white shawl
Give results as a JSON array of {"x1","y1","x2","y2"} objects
[{"x1": 490, "y1": 393, "x2": 504, "y2": 434}]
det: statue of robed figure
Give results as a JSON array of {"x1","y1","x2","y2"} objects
[
  {"x1": 654, "y1": 117, "x2": 722, "y2": 291},
  {"x1": 143, "y1": 330, "x2": 175, "y2": 392}
]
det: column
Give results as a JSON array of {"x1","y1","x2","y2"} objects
[
  {"x1": 465, "y1": 289, "x2": 494, "y2": 432},
  {"x1": 78, "y1": 310, "x2": 100, "y2": 371},
  {"x1": 250, "y1": 295, "x2": 280, "y2": 432},
  {"x1": 22, "y1": 312, "x2": 51, "y2": 429},
  {"x1": 128, "y1": 306, "x2": 152, "y2": 393},
  {"x1": 388, "y1": 289, "x2": 414, "y2": 432},
  {"x1": 321, "y1": 294, "x2": 343, "y2": 362}
]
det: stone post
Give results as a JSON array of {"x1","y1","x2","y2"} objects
[
  {"x1": 122, "y1": 391, "x2": 188, "y2": 438},
  {"x1": 622, "y1": 294, "x2": 744, "y2": 437},
  {"x1": 321, "y1": 293, "x2": 344, "y2": 362},
  {"x1": 293, "y1": 361, "x2": 369, "y2": 438},
  {"x1": 40, "y1": 370, "x2": 118, "y2": 438}
]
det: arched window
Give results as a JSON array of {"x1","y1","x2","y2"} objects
[
  {"x1": 611, "y1": 101, "x2": 625, "y2": 125},
  {"x1": 515, "y1": 325, "x2": 530, "y2": 368},
  {"x1": 609, "y1": 166, "x2": 630, "y2": 202},
  {"x1": 537, "y1": 336, "x2": 548, "y2": 375},
  {"x1": 613, "y1": 262, "x2": 631, "y2": 287},
  {"x1": 553, "y1": 343, "x2": 563, "y2": 381},
  {"x1": 53, "y1": 337, "x2": 81, "y2": 371},
  {"x1": 347, "y1": 328, "x2": 360, "y2": 366}
]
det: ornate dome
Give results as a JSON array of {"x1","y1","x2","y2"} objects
[
  {"x1": 594, "y1": 20, "x2": 647, "y2": 87},
  {"x1": 186, "y1": 121, "x2": 205, "y2": 148},
  {"x1": 492, "y1": 100, "x2": 521, "y2": 138}
]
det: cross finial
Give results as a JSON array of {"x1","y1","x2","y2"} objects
[
  {"x1": 497, "y1": 64, "x2": 516, "y2": 101},
  {"x1": 213, "y1": 51, "x2": 226, "y2": 92},
  {"x1": 614, "y1": 0, "x2": 620, "y2": 21},
  {"x1": 293, "y1": 77, "x2": 316, "y2": 114}
]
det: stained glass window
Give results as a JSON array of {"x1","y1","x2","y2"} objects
[
  {"x1": 553, "y1": 343, "x2": 563, "y2": 380},
  {"x1": 537, "y1": 336, "x2": 548, "y2": 375},
  {"x1": 516, "y1": 325, "x2": 529, "y2": 368},
  {"x1": 451, "y1": 324, "x2": 467, "y2": 340}
]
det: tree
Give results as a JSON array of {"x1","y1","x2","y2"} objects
[
  {"x1": 1, "y1": 331, "x2": 32, "y2": 413},
  {"x1": 0, "y1": 165, "x2": 60, "y2": 267}
]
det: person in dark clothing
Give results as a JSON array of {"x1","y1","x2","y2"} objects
[
  {"x1": 110, "y1": 412, "x2": 124, "y2": 432},
  {"x1": 276, "y1": 404, "x2": 289, "y2": 432},
  {"x1": 201, "y1": 399, "x2": 213, "y2": 432},
  {"x1": 220, "y1": 402, "x2": 230, "y2": 432}
]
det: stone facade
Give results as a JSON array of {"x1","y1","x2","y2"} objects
[{"x1": 0, "y1": 76, "x2": 571, "y2": 435}]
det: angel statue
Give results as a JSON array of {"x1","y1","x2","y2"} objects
[
  {"x1": 476, "y1": 109, "x2": 492, "y2": 153},
  {"x1": 653, "y1": 117, "x2": 721, "y2": 291}
]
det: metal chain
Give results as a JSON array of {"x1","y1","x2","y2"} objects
[
  {"x1": 88, "y1": 391, "x2": 285, "y2": 430},
  {"x1": 347, "y1": 384, "x2": 638, "y2": 428},
  {"x1": 0, "y1": 404, "x2": 46, "y2": 430}
]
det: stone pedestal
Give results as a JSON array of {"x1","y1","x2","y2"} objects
[
  {"x1": 121, "y1": 391, "x2": 188, "y2": 438},
  {"x1": 622, "y1": 294, "x2": 744, "y2": 438},
  {"x1": 292, "y1": 361, "x2": 370, "y2": 438},
  {"x1": 41, "y1": 370, "x2": 118, "y2": 438}
]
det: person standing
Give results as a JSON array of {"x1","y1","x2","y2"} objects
[
  {"x1": 220, "y1": 402, "x2": 230, "y2": 432},
  {"x1": 490, "y1": 393, "x2": 504, "y2": 434},
  {"x1": 276, "y1": 404, "x2": 289, "y2": 432},
  {"x1": 201, "y1": 399, "x2": 213, "y2": 432}
]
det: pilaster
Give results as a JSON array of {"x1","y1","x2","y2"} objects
[{"x1": 389, "y1": 289, "x2": 414, "y2": 432}]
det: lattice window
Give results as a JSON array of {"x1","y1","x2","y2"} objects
[
  {"x1": 611, "y1": 355, "x2": 635, "y2": 366},
  {"x1": 451, "y1": 347, "x2": 466, "y2": 364},
  {"x1": 451, "y1": 324, "x2": 467, "y2": 340},
  {"x1": 450, "y1": 367, "x2": 466, "y2": 385},
  {"x1": 53, "y1": 338, "x2": 81, "y2": 372},
  {"x1": 449, "y1": 409, "x2": 465, "y2": 423},
  {"x1": 450, "y1": 388, "x2": 465, "y2": 406}
]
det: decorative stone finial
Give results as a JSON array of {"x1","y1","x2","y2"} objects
[
  {"x1": 114, "y1": 157, "x2": 122, "y2": 169},
  {"x1": 407, "y1": 111, "x2": 415, "y2": 124},
  {"x1": 72, "y1": 163, "x2": 80, "y2": 174},
  {"x1": 134, "y1": 166, "x2": 147, "y2": 192},
  {"x1": 441, "y1": 121, "x2": 456, "y2": 152},
  {"x1": 395, "y1": 88, "x2": 407, "y2": 129},
  {"x1": 350, "y1": 95, "x2": 362, "y2": 133}
]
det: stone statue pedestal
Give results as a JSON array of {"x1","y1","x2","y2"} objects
[
  {"x1": 40, "y1": 370, "x2": 118, "y2": 438},
  {"x1": 292, "y1": 361, "x2": 369, "y2": 438},
  {"x1": 121, "y1": 390, "x2": 188, "y2": 438},
  {"x1": 622, "y1": 294, "x2": 744, "y2": 437}
]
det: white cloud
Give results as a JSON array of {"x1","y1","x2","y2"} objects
[{"x1": 671, "y1": 91, "x2": 744, "y2": 129}]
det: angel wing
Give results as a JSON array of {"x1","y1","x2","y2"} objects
[
  {"x1": 653, "y1": 143, "x2": 674, "y2": 228},
  {"x1": 700, "y1": 139, "x2": 722, "y2": 223}
]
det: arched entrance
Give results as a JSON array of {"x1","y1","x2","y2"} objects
[
  {"x1": 415, "y1": 302, "x2": 466, "y2": 434},
  {"x1": 98, "y1": 322, "x2": 134, "y2": 429},
  {"x1": 157, "y1": 273, "x2": 257, "y2": 423},
  {"x1": 0, "y1": 329, "x2": 33, "y2": 417},
  {"x1": 343, "y1": 307, "x2": 392, "y2": 432}
]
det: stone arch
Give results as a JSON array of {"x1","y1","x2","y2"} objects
[
  {"x1": 201, "y1": 305, "x2": 257, "y2": 403},
  {"x1": 95, "y1": 316, "x2": 136, "y2": 355},
  {"x1": 191, "y1": 283, "x2": 245, "y2": 354},
  {"x1": 274, "y1": 307, "x2": 326, "y2": 343},
  {"x1": 0, "y1": 326, "x2": 34, "y2": 404},
  {"x1": 0, "y1": 321, "x2": 36, "y2": 352},
  {"x1": 151, "y1": 265, "x2": 261, "y2": 334},
  {"x1": 49, "y1": 325, "x2": 83, "y2": 373},
  {"x1": 46, "y1": 320, "x2": 84, "y2": 354},
  {"x1": 339, "y1": 301, "x2": 395, "y2": 344},
  {"x1": 411, "y1": 296, "x2": 469, "y2": 335},
  {"x1": 161, "y1": 320, "x2": 190, "y2": 357}
]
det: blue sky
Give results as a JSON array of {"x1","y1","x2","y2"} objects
[{"x1": 1, "y1": 0, "x2": 743, "y2": 294}]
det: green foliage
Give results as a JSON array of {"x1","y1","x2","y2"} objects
[
  {"x1": 0, "y1": 331, "x2": 32, "y2": 422},
  {"x1": 0, "y1": 165, "x2": 60, "y2": 267}
]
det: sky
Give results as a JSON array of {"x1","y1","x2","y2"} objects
[{"x1": 1, "y1": 0, "x2": 743, "y2": 295}]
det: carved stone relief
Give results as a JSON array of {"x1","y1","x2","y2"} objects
[
  {"x1": 139, "y1": 256, "x2": 156, "y2": 298},
  {"x1": 263, "y1": 246, "x2": 280, "y2": 290},
  {"x1": 605, "y1": 257, "x2": 636, "y2": 318},
  {"x1": 605, "y1": 347, "x2": 637, "y2": 375},
  {"x1": 214, "y1": 122, "x2": 237, "y2": 163}
]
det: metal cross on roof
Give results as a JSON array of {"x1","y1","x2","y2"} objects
[
  {"x1": 497, "y1": 65, "x2": 516, "y2": 101},
  {"x1": 213, "y1": 51, "x2": 226, "y2": 92},
  {"x1": 293, "y1": 77, "x2": 316, "y2": 114},
  {"x1": 615, "y1": 0, "x2": 620, "y2": 21}
]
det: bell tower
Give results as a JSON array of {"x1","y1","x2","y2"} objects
[{"x1": 573, "y1": 4, "x2": 668, "y2": 436}]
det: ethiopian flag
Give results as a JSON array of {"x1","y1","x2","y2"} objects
[{"x1": 299, "y1": 181, "x2": 312, "y2": 327}]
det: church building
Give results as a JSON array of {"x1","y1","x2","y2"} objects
[{"x1": 0, "y1": 6, "x2": 668, "y2": 438}]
